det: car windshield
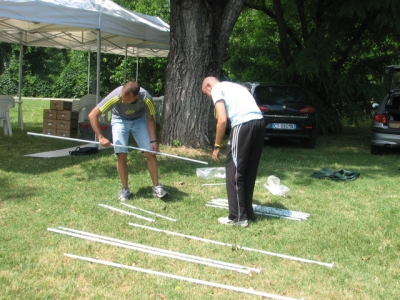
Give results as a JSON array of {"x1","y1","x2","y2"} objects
[{"x1": 253, "y1": 85, "x2": 306, "y2": 105}]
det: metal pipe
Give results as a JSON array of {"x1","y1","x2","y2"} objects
[
  {"x1": 58, "y1": 226, "x2": 260, "y2": 273},
  {"x1": 202, "y1": 181, "x2": 261, "y2": 187},
  {"x1": 27, "y1": 132, "x2": 208, "y2": 165},
  {"x1": 18, "y1": 35, "x2": 24, "y2": 130},
  {"x1": 98, "y1": 204, "x2": 155, "y2": 222},
  {"x1": 64, "y1": 253, "x2": 303, "y2": 300},
  {"x1": 49, "y1": 228, "x2": 257, "y2": 274},
  {"x1": 120, "y1": 203, "x2": 177, "y2": 222},
  {"x1": 128, "y1": 223, "x2": 334, "y2": 268}
]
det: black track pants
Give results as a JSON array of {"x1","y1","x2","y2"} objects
[{"x1": 225, "y1": 118, "x2": 265, "y2": 222}]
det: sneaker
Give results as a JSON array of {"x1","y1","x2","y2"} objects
[
  {"x1": 218, "y1": 216, "x2": 248, "y2": 227},
  {"x1": 152, "y1": 184, "x2": 168, "y2": 198},
  {"x1": 118, "y1": 188, "x2": 131, "y2": 201}
]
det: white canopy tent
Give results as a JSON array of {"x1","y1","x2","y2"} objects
[{"x1": 0, "y1": 0, "x2": 170, "y2": 129}]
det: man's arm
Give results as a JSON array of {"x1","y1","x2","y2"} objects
[
  {"x1": 214, "y1": 100, "x2": 227, "y2": 145},
  {"x1": 146, "y1": 114, "x2": 159, "y2": 152},
  {"x1": 212, "y1": 100, "x2": 227, "y2": 162},
  {"x1": 88, "y1": 107, "x2": 112, "y2": 147}
]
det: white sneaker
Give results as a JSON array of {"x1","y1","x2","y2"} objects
[
  {"x1": 218, "y1": 216, "x2": 248, "y2": 227},
  {"x1": 118, "y1": 188, "x2": 131, "y2": 201},
  {"x1": 152, "y1": 184, "x2": 168, "y2": 198}
]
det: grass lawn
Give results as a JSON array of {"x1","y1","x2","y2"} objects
[{"x1": 1, "y1": 99, "x2": 399, "y2": 299}]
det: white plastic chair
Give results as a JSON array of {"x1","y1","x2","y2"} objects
[{"x1": 0, "y1": 95, "x2": 16, "y2": 136}]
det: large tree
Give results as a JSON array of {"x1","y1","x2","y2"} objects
[{"x1": 161, "y1": 0, "x2": 245, "y2": 148}]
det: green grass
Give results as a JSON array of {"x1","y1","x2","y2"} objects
[{"x1": 1, "y1": 100, "x2": 399, "y2": 299}]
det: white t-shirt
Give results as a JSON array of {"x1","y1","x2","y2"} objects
[{"x1": 211, "y1": 82, "x2": 262, "y2": 127}]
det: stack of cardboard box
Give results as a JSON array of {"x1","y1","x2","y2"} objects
[{"x1": 43, "y1": 100, "x2": 78, "y2": 137}]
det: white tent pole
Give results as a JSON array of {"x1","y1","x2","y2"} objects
[
  {"x1": 64, "y1": 254, "x2": 302, "y2": 300},
  {"x1": 96, "y1": 30, "x2": 101, "y2": 104},
  {"x1": 120, "y1": 203, "x2": 177, "y2": 222},
  {"x1": 50, "y1": 228, "x2": 258, "y2": 274},
  {"x1": 18, "y1": 33, "x2": 24, "y2": 130},
  {"x1": 136, "y1": 50, "x2": 139, "y2": 81},
  {"x1": 27, "y1": 132, "x2": 208, "y2": 164},
  {"x1": 128, "y1": 223, "x2": 335, "y2": 268},
  {"x1": 95, "y1": 30, "x2": 101, "y2": 146},
  {"x1": 87, "y1": 50, "x2": 91, "y2": 94},
  {"x1": 58, "y1": 227, "x2": 260, "y2": 273},
  {"x1": 98, "y1": 204, "x2": 155, "y2": 222},
  {"x1": 124, "y1": 46, "x2": 127, "y2": 82}
]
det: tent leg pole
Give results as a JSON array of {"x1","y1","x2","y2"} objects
[
  {"x1": 124, "y1": 47, "x2": 127, "y2": 82},
  {"x1": 136, "y1": 52, "x2": 139, "y2": 82},
  {"x1": 87, "y1": 50, "x2": 91, "y2": 94},
  {"x1": 96, "y1": 30, "x2": 101, "y2": 146},
  {"x1": 18, "y1": 35, "x2": 24, "y2": 130}
]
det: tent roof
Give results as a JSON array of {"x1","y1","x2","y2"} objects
[{"x1": 0, "y1": 0, "x2": 170, "y2": 57}]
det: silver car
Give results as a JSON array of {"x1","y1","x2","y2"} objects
[{"x1": 370, "y1": 65, "x2": 400, "y2": 154}]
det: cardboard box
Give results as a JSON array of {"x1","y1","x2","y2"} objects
[
  {"x1": 43, "y1": 109, "x2": 57, "y2": 119},
  {"x1": 50, "y1": 100, "x2": 73, "y2": 111},
  {"x1": 56, "y1": 120, "x2": 78, "y2": 130},
  {"x1": 56, "y1": 129, "x2": 77, "y2": 137},
  {"x1": 57, "y1": 110, "x2": 78, "y2": 121},
  {"x1": 388, "y1": 121, "x2": 400, "y2": 129},
  {"x1": 43, "y1": 119, "x2": 57, "y2": 129},
  {"x1": 42, "y1": 128, "x2": 56, "y2": 135}
]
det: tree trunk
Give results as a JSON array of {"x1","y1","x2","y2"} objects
[{"x1": 161, "y1": 0, "x2": 245, "y2": 148}]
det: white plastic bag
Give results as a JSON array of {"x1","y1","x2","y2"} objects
[
  {"x1": 264, "y1": 175, "x2": 290, "y2": 197},
  {"x1": 196, "y1": 167, "x2": 226, "y2": 179}
]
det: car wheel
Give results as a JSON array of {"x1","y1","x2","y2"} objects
[
  {"x1": 301, "y1": 138, "x2": 316, "y2": 149},
  {"x1": 370, "y1": 145, "x2": 381, "y2": 155}
]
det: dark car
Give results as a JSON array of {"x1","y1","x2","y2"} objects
[
  {"x1": 242, "y1": 82, "x2": 317, "y2": 148},
  {"x1": 370, "y1": 65, "x2": 400, "y2": 154}
]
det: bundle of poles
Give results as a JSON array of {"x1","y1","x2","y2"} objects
[
  {"x1": 206, "y1": 199, "x2": 310, "y2": 221},
  {"x1": 27, "y1": 132, "x2": 208, "y2": 165},
  {"x1": 48, "y1": 226, "x2": 260, "y2": 274}
]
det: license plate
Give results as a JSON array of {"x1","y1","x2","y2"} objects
[{"x1": 272, "y1": 123, "x2": 296, "y2": 130}]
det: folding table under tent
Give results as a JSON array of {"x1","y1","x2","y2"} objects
[{"x1": 0, "y1": 0, "x2": 170, "y2": 129}]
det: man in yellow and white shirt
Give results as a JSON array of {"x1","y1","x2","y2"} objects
[{"x1": 89, "y1": 81, "x2": 167, "y2": 201}]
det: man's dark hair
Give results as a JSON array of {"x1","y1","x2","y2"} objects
[{"x1": 123, "y1": 81, "x2": 140, "y2": 96}]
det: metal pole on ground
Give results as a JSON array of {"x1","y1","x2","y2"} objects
[
  {"x1": 49, "y1": 227, "x2": 259, "y2": 274},
  {"x1": 27, "y1": 132, "x2": 208, "y2": 165},
  {"x1": 64, "y1": 253, "x2": 303, "y2": 300},
  {"x1": 128, "y1": 223, "x2": 334, "y2": 268}
]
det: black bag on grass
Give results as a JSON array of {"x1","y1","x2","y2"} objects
[
  {"x1": 310, "y1": 168, "x2": 360, "y2": 181},
  {"x1": 69, "y1": 146, "x2": 98, "y2": 156}
]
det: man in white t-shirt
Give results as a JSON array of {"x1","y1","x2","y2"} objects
[{"x1": 202, "y1": 76, "x2": 265, "y2": 227}]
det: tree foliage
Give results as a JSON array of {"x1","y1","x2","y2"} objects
[{"x1": 224, "y1": 0, "x2": 400, "y2": 133}]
